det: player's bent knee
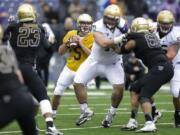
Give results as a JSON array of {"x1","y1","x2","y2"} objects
[
  {"x1": 139, "y1": 96, "x2": 151, "y2": 104},
  {"x1": 53, "y1": 84, "x2": 66, "y2": 96},
  {"x1": 170, "y1": 81, "x2": 180, "y2": 98},
  {"x1": 170, "y1": 89, "x2": 180, "y2": 98}
]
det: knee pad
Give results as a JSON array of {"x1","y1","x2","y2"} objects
[
  {"x1": 39, "y1": 100, "x2": 53, "y2": 115},
  {"x1": 170, "y1": 81, "x2": 180, "y2": 98},
  {"x1": 139, "y1": 97, "x2": 151, "y2": 104},
  {"x1": 53, "y1": 83, "x2": 66, "y2": 96}
]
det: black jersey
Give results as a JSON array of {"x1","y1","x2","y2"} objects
[
  {"x1": 124, "y1": 32, "x2": 168, "y2": 69},
  {"x1": 4, "y1": 21, "x2": 48, "y2": 65}
]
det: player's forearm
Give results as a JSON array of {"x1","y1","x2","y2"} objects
[
  {"x1": 58, "y1": 43, "x2": 68, "y2": 55},
  {"x1": 166, "y1": 44, "x2": 178, "y2": 61},
  {"x1": 80, "y1": 44, "x2": 91, "y2": 55},
  {"x1": 93, "y1": 32, "x2": 114, "y2": 47}
]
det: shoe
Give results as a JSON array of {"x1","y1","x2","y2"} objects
[
  {"x1": 76, "y1": 109, "x2": 94, "y2": 126},
  {"x1": 102, "y1": 111, "x2": 116, "y2": 128},
  {"x1": 153, "y1": 111, "x2": 162, "y2": 123},
  {"x1": 121, "y1": 118, "x2": 138, "y2": 131},
  {"x1": 136, "y1": 121, "x2": 157, "y2": 133},
  {"x1": 46, "y1": 126, "x2": 63, "y2": 135},
  {"x1": 174, "y1": 112, "x2": 180, "y2": 128}
]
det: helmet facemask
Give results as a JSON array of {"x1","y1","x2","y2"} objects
[
  {"x1": 103, "y1": 15, "x2": 119, "y2": 30},
  {"x1": 78, "y1": 21, "x2": 92, "y2": 35},
  {"x1": 159, "y1": 22, "x2": 173, "y2": 34}
]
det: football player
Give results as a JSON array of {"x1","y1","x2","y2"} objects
[
  {"x1": 121, "y1": 18, "x2": 163, "y2": 131},
  {"x1": 51, "y1": 13, "x2": 94, "y2": 118},
  {"x1": 117, "y1": 17, "x2": 173, "y2": 132},
  {"x1": 157, "y1": 10, "x2": 180, "y2": 128},
  {"x1": 73, "y1": 4, "x2": 128, "y2": 127},
  {"x1": 4, "y1": 4, "x2": 63, "y2": 135},
  {"x1": 0, "y1": 25, "x2": 37, "y2": 135}
]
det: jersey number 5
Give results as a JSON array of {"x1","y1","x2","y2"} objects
[
  {"x1": 74, "y1": 48, "x2": 81, "y2": 60},
  {"x1": 17, "y1": 27, "x2": 41, "y2": 47}
]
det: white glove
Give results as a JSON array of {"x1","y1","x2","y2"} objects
[
  {"x1": 48, "y1": 34, "x2": 55, "y2": 44},
  {"x1": 113, "y1": 34, "x2": 126, "y2": 44},
  {"x1": 8, "y1": 15, "x2": 16, "y2": 23}
]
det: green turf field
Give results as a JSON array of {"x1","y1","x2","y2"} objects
[{"x1": 1, "y1": 86, "x2": 180, "y2": 135}]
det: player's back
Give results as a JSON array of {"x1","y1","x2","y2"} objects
[
  {"x1": 126, "y1": 32, "x2": 168, "y2": 69},
  {"x1": 5, "y1": 21, "x2": 45, "y2": 65}
]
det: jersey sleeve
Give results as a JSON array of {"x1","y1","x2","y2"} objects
[
  {"x1": 92, "y1": 20, "x2": 104, "y2": 33},
  {"x1": 163, "y1": 27, "x2": 180, "y2": 46},
  {"x1": 3, "y1": 23, "x2": 16, "y2": 42},
  {"x1": 39, "y1": 25, "x2": 51, "y2": 48},
  {"x1": 117, "y1": 18, "x2": 128, "y2": 33},
  {"x1": 169, "y1": 27, "x2": 180, "y2": 45}
]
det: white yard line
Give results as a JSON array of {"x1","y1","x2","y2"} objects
[
  {"x1": 59, "y1": 102, "x2": 172, "y2": 107},
  {"x1": 37, "y1": 109, "x2": 174, "y2": 117},
  {"x1": 0, "y1": 122, "x2": 173, "y2": 134},
  {"x1": 48, "y1": 84, "x2": 170, "y2": 91}
]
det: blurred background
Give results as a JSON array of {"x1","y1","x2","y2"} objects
[{"x1": 1, "y1": 0, "x2": 180, "y2": 88}]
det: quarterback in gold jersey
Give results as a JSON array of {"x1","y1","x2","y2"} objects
[{"x1": 51, "y1": 14, "x2": 94, "y2": 118}]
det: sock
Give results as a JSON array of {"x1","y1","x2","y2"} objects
[
  {"x1": 53, "y1": 110, "x2": 57, "y2": 115},
  {"x1": 80, "y1": 103, "x2": 88, "y2": 113},
  {"x1": 45, "y1": 117, "x2": 53, "y2": 128},
  {"x1": 151, "y1": 103, "x2": 157, "y2": 118},
  {"x1": 109, "y1": 106, "x2": 117, "y2": 114},
  {"x1": 145, "y1": 113, "x2": 153, "y2": 121},
  {"x1": 130, "y1": 109, "x2": 138, "y2": 119},
  {"x1": 175, "y1": 110, "x2": 180, "y2": 116}
]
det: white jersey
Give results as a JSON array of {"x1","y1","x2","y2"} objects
[
  {"x1": 160, "y1": 26, "x2": 180, "y2": 65},
  {"x1": 90, "y1": 19, "x2": 126, "y2": 64}
]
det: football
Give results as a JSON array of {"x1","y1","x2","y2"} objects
[{"x1": 68, "y1": 36, "x2": 79, "y2": 48}]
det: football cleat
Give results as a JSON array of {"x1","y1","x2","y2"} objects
[
  {"x1": 46, "y1": 126, "x2": 63, "y2": 135},
  {"x1": 174, "y1": 112, "x2": 180, "y2": 128},
  {"x1": 136, "y1": 121, "x2": 157, "y2": 133},
  {"x1": 153, "y1": 111, "x2": 162, "y2": 123},
  {"x1": 121, "y1": 118, "x2": 138, "y2": 131},
  {"x1": 76, "y1": 109, "x2": 94, "y2": 126},
  {"x1": 102, "y1": 111, "x2": 116, "y2": 128}
]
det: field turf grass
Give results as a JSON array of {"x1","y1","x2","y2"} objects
[{"x1": 1, "y1": 86, "x2": 180, "y2": 135}]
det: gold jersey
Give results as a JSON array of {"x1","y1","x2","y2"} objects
[{"x1": 63, "y1": 30, "x2": 94, "y2": 71}]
